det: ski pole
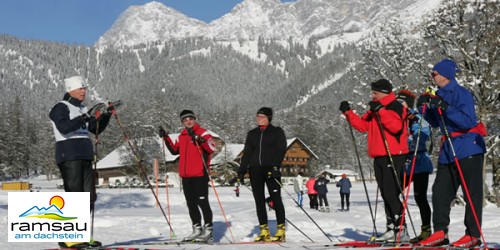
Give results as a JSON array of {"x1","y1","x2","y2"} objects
[
  {"x1": 165, "y1": 175, "x2": 173, "y2": 238},
  {"x1": 193, "y1": 140, "x2": 236, "y2": 243},
  {"x1": 111, "y1": 107, "x2": 176, "y2": 238},
  {"x1": 242, "y1": 184, "x2": 315, "y2": 242},
  {"x1": 90, "y1": 105, "x2": 102, "y2": 244},
  {"x1": 345, "y1": 112, "x2": 378, "y2": 238},
  {"x1": 436, "y1": 107, "x2": 488, "y2": 249},
  {"x1": 272, "y1": 177, "x2": 333, "y2": 242},
  {"x1": 162, "y1": 142, "x2": 173, "y2": 239},
  {"x1": 397, "y1": 105, "x2": 427, "y2": 242},
  {"x1": 373, "y1": 111, "x2": 417, "y2": 243},
  {"x1": 372, "y1": 186, "x2": 379, "y2": 240}
]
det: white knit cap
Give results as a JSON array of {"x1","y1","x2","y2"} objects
[{"x1": 64, "y1": 76, "x2": 88, "y2": 92}]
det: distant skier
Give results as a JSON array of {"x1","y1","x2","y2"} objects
[
  {"x1": 336, "y1": 173, "x2": 352, "y2": 211},
  {"x1": 293, "y1": 172, "x2": 305, "y2": 207},
  {"x1": 160, "y1": 110, "x2": 217, "y2": 243},
  {"x1": 339, "y1": 79, "x2": 410, "y2": 242},
  {"x1": 306, "y1": 175, "x2": 318, "y2": 210},
  {"x1": 314, "y1": 173, "x2": 330, "y2": 212},
  {"x1": 234, "y1": 183, "x2": 240, "y2": 197},
  {"x1": 237, "y1": 107, "x2": 287, "y2": 242},
  {"x1": 417, "y1": 59, "x2": 486, "y2": 248},
  {"x1": 50, "y1": 76, "x2": 112, "y2": 249}
]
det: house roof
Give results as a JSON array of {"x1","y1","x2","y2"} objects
[
  {"x1": 316, "y1": 169, "x2": 359, "y2": 178},
  {"x1": 96, "y1": 131, "x2": 220, "y2": 170},
  {"x1": 286, "y1": 137, "x2": 319, "y2": 159},
  {"x1": 210, "y1": 144, "x2": 244, "y2": 166}
]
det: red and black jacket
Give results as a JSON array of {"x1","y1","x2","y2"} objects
[
  {"x1": 163, "y1": 123, "x2": 215, "y2": 178},
  {"x1": 343, "y1": 92, "x2": 409, "y2": 158}
]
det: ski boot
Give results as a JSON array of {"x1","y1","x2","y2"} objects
[
  {"x1": 418, "y1": 230, "x2": 449, "y2": 246},
  {"x1": 388, "y1": 226, "x2": 410, "y2": 243},
  {"x1": 194, "y1": 223, "x2": 213, "y2": 243},
  {"x1": 410, "y1": 225, "x2": 432, "y2": 243},
  {"x1": 451, "y1": 235, "x2": 481, "y2": 248},
  {"x1": 320, "y1": 206, "x2": 325, "y2": 212},
  {"x1": 271, "y1": 223, "x2": 286, "y2": 242},
  {"x1": 58, "y1": 242, "x2": 90, "y2": 249},
  {"x1": 372, "y1": 224, "x2": 394, "y2": 242},
  {"x1": 325, "y1": 206, "x2": 330, "y2": 212},
  {"x1": 254, "y1": 224, "x2": 271, "y2": 242},
  {"x1": 183, "y1": 223, "x2": 202, "y2": 242}
]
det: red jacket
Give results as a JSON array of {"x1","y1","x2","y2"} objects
[
  {"x1": 306, "y1": 178, "x2": 318, "y2": 194},
  {"x1": 343, "y1": 92, "x2": 409, "y2": 158},
  {"x1": 164, "y1": 123, "x2": 215, "y2": 178}
]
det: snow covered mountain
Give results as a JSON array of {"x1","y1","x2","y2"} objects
[
  {"x1": 96, "y1": 0, "x2": 440, "y2": 48},
  {"x1": 96, "y1": 1, "x2": 207, "y2": 48}
]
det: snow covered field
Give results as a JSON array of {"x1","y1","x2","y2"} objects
[{"x1": 1, "y1": 174, "x2": 499, "y2": 249}]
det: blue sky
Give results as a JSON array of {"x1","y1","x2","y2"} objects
[{"x1": 0, "y1": 0, "x2": 295, "y2": 46}]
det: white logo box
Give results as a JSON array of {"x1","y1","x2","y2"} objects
[{"x1": 8, "y1": 192, "x2": 90, "y2": 242}]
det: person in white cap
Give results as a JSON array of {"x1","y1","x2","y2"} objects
[{"x1": 49, "y1": 76, "x2": 112, "y2": 249}]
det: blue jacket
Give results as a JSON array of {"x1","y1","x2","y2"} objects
[
  {"x1": 336, "y1": 178, "x2": 351, "y2": 194},
  {"x1": 405, "y1": 111, "x2": 433, "y2": 174},
  {"x1": 423, "y1": 80, "x2": 486, "y2": 164}
]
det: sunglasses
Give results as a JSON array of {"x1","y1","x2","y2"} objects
[{"x1": 431, "y1": 72, "x2": 439, "y2": 78}]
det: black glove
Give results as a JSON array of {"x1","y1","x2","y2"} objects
[
  {"x1": 102, "y1": 100, "x2": 121, "y2": 116},
  {"x1": 229, "y1": 177, "x2": 239, "y2": 185},
  {"x1": 187, "y1": 128, "x2": 197, "y2": 142},
  {"x1": 416, "y1": 94, "x2": 431, "y2": 108},
  {"x1": 237, "y1": 170, "x2": 245, "y2": 184},
  {"x1": 339, "y1": 101, "x2": 351, "y2": 113},
  {"x1": 158, "y1": 126, "x2": 167, "y2": 138},
  {"x1": 194, "y1": 135, "x2": 206, "y2": 143},
  {"x1": 268, "y1": 166, "x2": 281, "y2": 180},
  {"x1": 105, "y1": 105, "x2": 115, "y2": 114},
  {"x1": 368, "y1": 101, "x2": 383, "y2": 112},
  {"x1": 429, "y1": 96, "x2": 448, "y2": 111},
  {"x1": 80, "y1": 113, "x2": 92, "y2": 122},
  {"x1": 187, "y1": 128, "x2": 206, "y2": 144},
  {"x1": 300, "y1": 191, "x2": 304, "y2": 195},
  {"x1": 230, "y1": 170, "x2": 245, "y2": 185}
]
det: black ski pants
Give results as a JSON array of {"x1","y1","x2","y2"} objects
[
  {"x1": 432, "y1": 154, "x2": 483, "y2": 238},
  {"x1": 58, "y1": 160, "x2": 96, "y2": 211},
  {"x1": 403, "y1": 172, "x2": 431, "y2": 227},
  {"x1": 374, "y1": 154, "x2": 406, "y2": 227},
  {"x1": 182, "y1": 176, "x2": 213, "y2": 226},
  {"x1": 318, "y1": 193, "x2": 329, "y2": 207},
  {"x1": 308, "y1": 194, "x2": 318, "y2": 209},
  {"x1": 340, "y1": 193, "x2": 350, "y2": 210},
  {"x1": 249, "y1": 166, "x2": 286, "y2": 225}
]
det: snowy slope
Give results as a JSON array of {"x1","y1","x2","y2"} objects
[
  {"x1": 96, "y1": 1, "x2": 207, "y2": 48},
  {"x1": 96, "y1": 0, "x2": 442, "y2": 48},
  {"x1": 1, "y1": 174, "x2": 499, "y2": 249}
]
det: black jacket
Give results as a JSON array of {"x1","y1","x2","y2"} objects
[
  {"x1": 49, "y1": 93, "x2": 111, "y2": 164},
  {"x1": 238, "y1": 124, "x2": 287, "y2": 174},
  {"x1": 314, "y1": 177, "x2": 330, "y2": 195}
]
